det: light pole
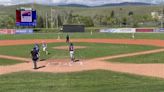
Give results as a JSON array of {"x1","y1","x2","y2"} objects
[
  {"x1": 161, "y1": 6, "x2": 164, "y2": 28},
  {"x1": 119, "y1": 8, "x2": 122, "y2": 27},
  {"x1": 46, "y1": 12, "x2": 48, "y2": 28},
  {"x1": 51, "y1": 8, "x2": 53, "y2": 28},
  {"x1": 51, "y1": 9, "x2": 59, "y2": 29},
  {"x1": 31, "y1": 0, "x2": 35, "y2": 9}
]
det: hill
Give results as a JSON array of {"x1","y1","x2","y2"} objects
[
  {"x1": 55, "y1": 2, "x2": 154, "y2": 7},
  {"x1": 99, "y1": 2, "x2": 154, "y2": 7},
  {"x1": 0, "y1": 3, "x2": 162, "y2": 28},
  {"x1": 0, "y1": 3, "x2": 161, "y2": 16},
  {"x1": 57, "y1": 4, "x2": 89, "y2": 7}
]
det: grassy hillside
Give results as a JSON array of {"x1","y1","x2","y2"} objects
[{"x1": 0, "y1": 4, "x2": 162, "y2": 17}]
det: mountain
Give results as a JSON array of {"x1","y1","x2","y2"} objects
[
  {"x1": 98, "y1": 2, "x2": 154, "y2": 7},
  {"x1": 56, "y1": 2, "x2": 154, "y2": 7},
  {"x1": 0, "y1": 2, "x2": 156, "y2": 8},
  {"x1": 57, "y1": 4, "x2": 89, "y2": 7},
  {"x1": 0, "y1": 4, "x2": 3, "y2": 6}
]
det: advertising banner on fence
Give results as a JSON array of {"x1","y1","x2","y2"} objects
[
  {"x1": 0, "y1": 29, "x2": 34, "y2": 34},
  {"x1": 155, "y1": 28, "x2": 164, "y2": 32},
  {"x1": 0, "y1": 29, "x2": 16, "y2": 34},
  {"x1": 15, "y1": 29, "x2": 33, "y2": 34},
  {"x1": 136, "y1": 28, "x2": 154, "y2": 32},
  {"x1": 100, "y1": 28, "x2": 136, "y2": 33}
]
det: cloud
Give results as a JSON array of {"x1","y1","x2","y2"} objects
[
  {"x1": 51, "y1": 0, "x2": 137, "y2": 5},
  {"x1": 0, "y1": 0, "x2": 163, "y2": 6},
  {"x1": 51, "y1": 0, "x2": 164, "y2": 5}
]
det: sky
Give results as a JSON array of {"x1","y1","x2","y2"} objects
[{"x1": 0, "y1": 0, "x2": 164, "y2": 6}]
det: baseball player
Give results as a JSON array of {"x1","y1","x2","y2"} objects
[
  {"x1": 42, "y1": 41, "x2": 48, "y2": 55},
  {"x1": 69, "y1": 43, "x2": 75, "y2": 62},
  {"x1": 31, "y1": 47, "x2": 39, "y2": 69},
  {"x1": 132, "y1": 33, "x2": 135, "y2": 39},
  {"x1": 66, "y1": 34, "x2": 70, "y2": 43},
  {"x1": 34, "y1": 43, "x2": 40, "y2": 53}
]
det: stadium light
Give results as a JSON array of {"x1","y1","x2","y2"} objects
[{"x1": 161, "y1": 6, "x2": 164, "y2": 28}]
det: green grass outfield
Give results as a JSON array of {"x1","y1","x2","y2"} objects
[
  {"x1": 0, "y1": 58, "x2": 23, "y2": 65},
  {"x1": 108, "y1": 51, "x2": 164, "y2": 64},
  {"x1": 1, "y1": 70, "x2": 164, "y2": 92},
  {"x1": 0, "y1": 42, "x2": 160, "y2": 60},
  {"x1": 0, "y1": 33, "x2": 164, "y2": 40}
]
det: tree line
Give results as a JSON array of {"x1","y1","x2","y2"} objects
[{"x1": 0, "y1": 9, "x2": 162, "y2": 29}]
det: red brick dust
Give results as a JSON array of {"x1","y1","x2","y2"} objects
[{"x1": 1, "y1": 39, "x2": 164, "y2": 79}]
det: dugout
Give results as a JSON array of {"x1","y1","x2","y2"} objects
[{"x1": 62, "y1": 25, "x2": 85, "y2": 32}]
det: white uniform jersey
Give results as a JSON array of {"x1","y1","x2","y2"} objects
[{"x1": 42, "y1": 43, "x2": 47, "y2": 51}]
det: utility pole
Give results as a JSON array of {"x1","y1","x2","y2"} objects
[
  {"x1": 119, "y1": 8, "x2": 122, "y2": 27},
  {"x1": 161, "y1": 6, "x2": 164, "y2": 28},
  {"x1": 31, "y1": 0, "x2": 35, "y2": 9},
  {"x1": 46, "y1": 12, "x2": 48, "y2": 28},
  {"x1": 51, "y1": 9, "x2": 59, "y2": 29},
  {"x1": 56, "y1": 15, "x2": 58, "y2": 29},
  {"x1": 55, "y1": 10, "x2": 59, "y2": 29},
  {"x1": 51, "y1": 8, "x2": 53, "y2": 28}
]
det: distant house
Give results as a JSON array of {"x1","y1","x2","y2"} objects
[
  {"x1": 158, "y1": 14, "x2": 163, "y2": 20},
  {"x1": 151, "y1": 12, "x2": 159, "y2": 19},
  {"x1": 151, "y1": 12, "x2": 163, "y2": 20}
]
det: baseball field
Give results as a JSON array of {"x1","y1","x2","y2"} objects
[{"x1": 1, "y1": 32, "x2": 164, "y2": 92}]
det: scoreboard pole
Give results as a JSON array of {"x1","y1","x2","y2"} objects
[{"x1": 31, "y1": 0, "x2": 36, "y2": 9}]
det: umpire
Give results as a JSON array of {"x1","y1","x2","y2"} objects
[{"x1": 31, "y1": 47, "x2": 39, "y2": 69}]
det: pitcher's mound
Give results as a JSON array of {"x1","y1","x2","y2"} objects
[{"x1": 53, "y1": 46, "x2": 87, "y2": 50}]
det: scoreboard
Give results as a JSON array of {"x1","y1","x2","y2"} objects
[{"x1": 16, "y1": 7, "x2": 37, "y2": 26}]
